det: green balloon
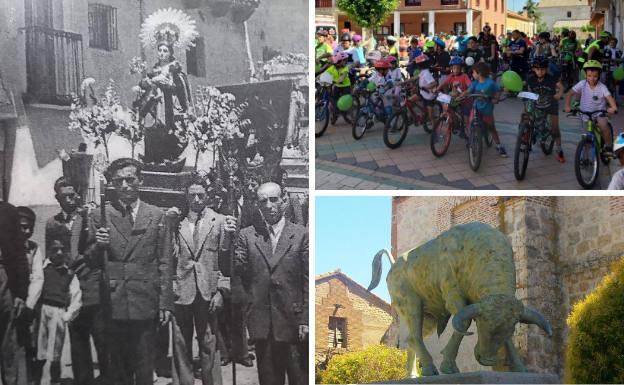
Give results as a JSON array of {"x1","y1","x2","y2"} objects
[
  {"x1": 337, "y1": 94, "x2": 353, "y2": 111},
  {"x1": 502, "y1": 70, "x2": 523, "y2": 92},
  {"x1": 366, "y1": 82, "x2": 377, "y2": 92},
  {"x1": 564, "y1": 53, "x2": 573, "y2": 62},
  {"x1": 614, "y1": 67, "x2": 624, "y2": 81}
]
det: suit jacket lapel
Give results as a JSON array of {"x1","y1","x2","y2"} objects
[
  {"x1": 109, "y1": 207, "x2": 130, "y2": 247},
  {"x1": 179, "y1": 218, "x2": 195, "y2": 258},
  {"x1": 196, "y1": 210, "x2": 216, "y2": 256},
  {"x1": 253, "y1": 225, "x2": 273, "y2": 270},
  {"x1": 124, "y1": 204, "x2": 153, "y2": 260},
  {"x1": 269, "y1": 221, "x2": 294, "y2": 270},
  {"x1": 70, "y1": 215, "x2": 82, "y2": 257}
]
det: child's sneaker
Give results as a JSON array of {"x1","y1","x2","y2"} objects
[
  {"x1": 556, "y1": 147, "x2": 565, "y2": 163},
  {"x1": 497, "y1": 144, "x2": 508, "y2": 158}
]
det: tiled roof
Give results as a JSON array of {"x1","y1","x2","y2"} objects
[{"x1": 316, "y1": 270, "x2": 393, "y2": 313}]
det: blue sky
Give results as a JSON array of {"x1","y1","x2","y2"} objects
[
  {"x1": 508, "y1": 0, "x2": 528, "y2": 12},
  {"x1": 315, "y1": 196, "x2": 392, "y2": 302}
]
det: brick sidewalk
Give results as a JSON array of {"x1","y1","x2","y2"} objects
[{"x1": 316, "y1": 97, "x2": 623, "y2": 190}]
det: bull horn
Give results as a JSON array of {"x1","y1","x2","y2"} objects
[
  {"x1": 452, "y1": 304, "x2": 480, "y2": 336},
  {"x1": 367, "y1": 249, "x2": 395, "y2": 291},
  {"x1": 520, "y1": 307, "x2": 553, "y2": 337}
]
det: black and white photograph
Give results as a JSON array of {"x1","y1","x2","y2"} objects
[{"x1": 0, "y1": 1, "x2": 308, "y2": 385}]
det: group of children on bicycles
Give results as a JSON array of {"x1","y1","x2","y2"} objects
[{"x1": 316, "y1": 27, "x2": 624, "y2": 186}]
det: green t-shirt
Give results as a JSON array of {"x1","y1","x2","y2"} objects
[
  {"x1": 316, "y1": 42, "x2": 333, "y2": 62},
  {"x1": 327, "y1": 65, "x2": 351, "y2": 88},
  {"x1": 560, "y1": 38, "x2": 579, "y2": 53}
]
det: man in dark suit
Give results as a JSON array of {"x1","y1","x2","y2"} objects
[
  {"x1": 86, "y1": 158, "x2": 173, "y2": 385},
  {"x1": 171, "y1": 173, "x2": 237, "y2": 385},
  {"x1": 46, "y1": 176, "x2": 109, "y2": 385},
  {"x1": 235, "y1": 182, "x2": 308, "y2": 385},
  {"x1": 0, "y1": 200, "x2": 28, "y2": 385}
]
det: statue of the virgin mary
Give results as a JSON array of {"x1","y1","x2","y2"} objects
[{"x1": 137, "y1": 8, "x2": 199, "y2": 168}]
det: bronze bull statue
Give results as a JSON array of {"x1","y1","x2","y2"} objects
[{"x1": 368, "y1": 222, "x2": 552, "y2": 377}]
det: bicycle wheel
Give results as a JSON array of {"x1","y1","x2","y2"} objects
[
  {"x1": 574, "y1": 137, "x2": 599, "y2": 189},
  {"x1": 315, "y1": 96, "x2": 330, "y2": 138},
  {"x1": 484, "y1": 130, "x2": 494, "y2": 148},
  {"x1": 540, "y1": 131, "x2": 555, "y2": 155},
  {"x1": 514, "y1": 122, "x2": 531, "y2": 181},
  {"x1": 383, "y1": 109, "x2": 409, "y2": 149},
  {"x1": 468, "y1": 119, "x2": 484, "y2": 171},
  {"x1": 422, "y1": 102, "x2": 442, "y2": 134},
  {"x1": 352, "y1": 105, "x2": 369, "y2": 140},
  {"x1": 430, "y1": 113, "x2": 453, "y2": 157}
]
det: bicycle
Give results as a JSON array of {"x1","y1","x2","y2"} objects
[
  {"x1": 557, "y1": 52, "x2": 576, "y2": 91},
  {"x1": 383, "y1": 83, "x2": 441, "y2": 149},
  {"x1": 315, "y1": 74, "x2": 332, "y2": 137},
  {"x1": 352, "y1": 79, "x2": 389, "y2": 140},
  {"x1": 513, "y1": 92, "x2": 555, "y2": 181},
  {"x1": 569, "y1": 108, "x2": 616, "y2": 189},
  {"x1": 430, "y1": 93, "x2": 467, "y2": 157},
  {"x1": 458, "y1": 93, "x2": 496, "y2": 171}
]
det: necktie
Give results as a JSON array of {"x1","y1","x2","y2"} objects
[
  {"x1": 126, "y1": 205, "x2": 134, "y2": 227},
  {"x1": 192, "y1": 217, "x2": 201, "y2": 252}
]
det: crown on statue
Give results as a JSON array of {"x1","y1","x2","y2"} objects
[{"x1": 140, "y1": 8, "x2": 199, "y2": 51}]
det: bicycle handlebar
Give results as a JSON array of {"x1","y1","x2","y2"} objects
[{"x1": 566, "y1": 109, "x2": 617, "y2": 119}]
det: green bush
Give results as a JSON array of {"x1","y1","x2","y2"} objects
[
  {"x1": 565, "y1": 257, "x2": 624, "y2": 383},
  {"x1": 317, "y1": 344, "x2": 408, "y2": 384}
]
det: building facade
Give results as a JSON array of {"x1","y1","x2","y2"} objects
[
  {"x1": 315, "y1": 0, "x2": 507, "y2": 38},
  {"x1": 590, "y1": 0, "x2": 623, "y2": 41},
  {"x1": 537, "y1": 0, "x2": 591, "y2": 38},
  {"x1": 390, "y1": 196, "x2": 624, "y2": 379},
  {"x1": 506, "y1": 10, "x2": 534, "y2": 35},
  {"x1": 0, "y1": 0, "x2": 308, "y2": 205},
  {"x1": 315, "y1": 271, "x2": 394, "y2": 361}
]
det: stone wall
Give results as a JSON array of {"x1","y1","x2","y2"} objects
[
  {"x1": 391, "y1": 196, "x2": 624, "y2": 379},
  {"x1": 315, "y1": 274, "x2": 394, "y2": 360}
]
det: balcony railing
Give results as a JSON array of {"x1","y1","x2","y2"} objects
[
  {"x1": 316, "y1": 0, "x2": 333, "y2": 8},
  {"x1": 23, "y1": 26, "x2": 84, "y2": 105}
]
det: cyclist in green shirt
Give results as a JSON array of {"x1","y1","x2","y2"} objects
[
  {"x1": 387, "y1": 35, "x2": 399, "y2": 60},
  {"x1": 326, "y1": 51, "x2": 352, "y2": 124},
  {"x1": 559, "y1": 30, "x2": 581, "y2": 87},
  {"x1": 315, "y1": 30, "x2": 334, "y2": 75}
]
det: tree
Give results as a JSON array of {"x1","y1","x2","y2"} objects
[
  {"x1": 336, "y1": 0, "x2": 400, "y2": 30},
  {"x1": 564, "y1": 257, "x2": 624, "y2": 383},
  {"x1": 519, "y1": 0, "x2": 541, "y2": 35},
  {"x1": 317, "y1": 344, "x2": 408, "y2": 384}
]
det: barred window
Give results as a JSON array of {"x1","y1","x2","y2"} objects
[
  {"x1": 88, "y1": 4, "x2": 118, "y2": 51},
  {"x1": 186, "y1": 37, "x2": 206, "y2": 77},
  {"x1": 328, "y1": 317, "x2": 346, "y2": 348}
]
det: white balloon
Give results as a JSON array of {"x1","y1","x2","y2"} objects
[{"x1": 465, "y1": 56, "x2": 475, "y2": 66}]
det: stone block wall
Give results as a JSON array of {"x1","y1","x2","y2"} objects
[{"x1": 391, "y1": 196, "x2": 623, "y2": 379}]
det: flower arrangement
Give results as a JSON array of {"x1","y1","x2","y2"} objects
[
  {"x1": 69, "y1": 78, "x2": 145, "y2": 160},
  {"x1": 129, "y1": 57, "x2": 148, "y2": 75},
  {"x1": 174, "y1": 85, "x2": 251, "y2": 169}
]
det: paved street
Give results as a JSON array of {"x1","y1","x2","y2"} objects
[{"x1": 316, "y1": 96, "x2": 624, "y2": 190}]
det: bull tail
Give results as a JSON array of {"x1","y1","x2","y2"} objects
[{"x1": 367, "y1": 249, "x2": 395, "y2": 291}]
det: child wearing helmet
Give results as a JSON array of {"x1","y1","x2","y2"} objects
[
  {"x1": 527, "y1": 56, "x2": 566, "y2": 162},
  {"x1": 407, "y1": 37, "x2": 423, "y2": 77},
  {"x1": 436, "y1": 56, "x2": 472, "y2": 126},
  {"x1": 608, "y1": 133, "x2": 624, "y2": 189},
  {"x1": 326, "y1": 52, "x2": 352, "y2": 123},
  {"x1": 414, "y1": 54, "x2": 438, "y2": 124},
  {"x1": 383, "y1": 56, "x2": 404, "y2": 115},
  {"x1": 387, "y1": 35, "x2": 399, "y2": 61},
  {"x1": 459, "y1": 62, "x2": 508, "y2": 157},
  {"x1": 565, "y1": 60, "x2": 618, "y2": 155}
]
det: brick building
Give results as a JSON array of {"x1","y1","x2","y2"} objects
[
  {"x1": 315, "y1": 0, "x2": 507, "y2": 38},
  {"x1": 389, "y1": 196, "x2": 624, "y2": 380},
  {"x1": 315, "y1": 270, "x2": 394, "y2": 360}
]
